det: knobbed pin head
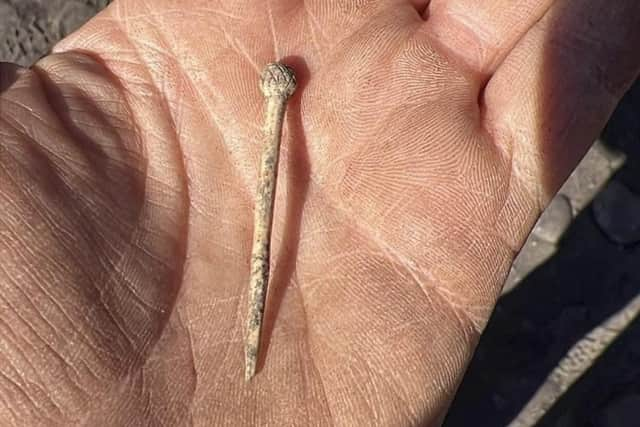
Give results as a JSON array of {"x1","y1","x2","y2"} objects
[{"x1": 259, "y1": 62, "x2": 297, "y2": 99}]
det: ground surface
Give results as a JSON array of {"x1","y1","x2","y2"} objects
[{"x1": 1, "y1": 1, "x2": 639, "y2": 426}]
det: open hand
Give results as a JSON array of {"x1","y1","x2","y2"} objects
[{"x1": 1, "y1": 0, "x2": 639, "y2": 425}]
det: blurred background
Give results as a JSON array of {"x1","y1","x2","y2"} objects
[{"x1": 1, "y1": 1, "x2": 639, "y2": 426}]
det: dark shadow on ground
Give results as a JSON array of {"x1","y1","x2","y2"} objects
[
  {"x1": 0, "y1": 61, "x2": 20, "y2": 93},
  {"x1": 444, "y1": 80, "x2": 640, "y2": 427}
]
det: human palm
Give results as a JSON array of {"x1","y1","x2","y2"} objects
[{"x1": 1, "y1": 0, "x2": 639, "y2": 425}]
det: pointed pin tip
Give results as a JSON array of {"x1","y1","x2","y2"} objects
[
  {"x1": 244, "y1": 351, "x2": 257, "y2": 382},
  {"x1": 244, "y1": 366, "x2": 255, "y2": 382}
]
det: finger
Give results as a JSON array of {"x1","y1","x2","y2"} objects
[
  {"x1": 484, "y1": 0, "x2": 640, "y2": 206},
  {"x1": 424, "y1": 0, "x2": 554, "y2": 76}
]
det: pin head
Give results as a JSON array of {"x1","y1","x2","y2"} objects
[{"x1": 259, "y1": 63, "x2": 297, "y2": 99}]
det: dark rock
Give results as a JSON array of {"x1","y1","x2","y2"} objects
[
  {"x1": 593, "y1": 181, "x2": 640, "y2": 244},
  {"x1": 595, "y1": 394, "x2": 640, "y2": 427}
]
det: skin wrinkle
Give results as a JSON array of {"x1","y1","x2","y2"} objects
[
  {"x1": 64, "y1": 55, "x2": 151, "y2": 164},
  {"x1": 303, "y1": 3, "x2": 329, "y2": 58},
  {"x1": 175, "y1": 310, "x2": 198, "y2": 423},
  {"x1": 137, "y1": 369, "x2": 153, "y2": 424},
  {"x1": 301, "y1": 193, "x2": 478, "y2": 424},
  {"x1": 110, "y1": 260, "x2": 165, "y2": 313},
  {"x1": 111, "y1": 7, "x2": 192, "y2": 341},
  {"x1": 343, "y1": 328, "x2": 419, "y2": 425},
  {"x1": 311, "y1": 74, "x2": 456, "y2": 191},
  {"x1": 3, "y1": 160, "x2": 126, "y2": 328},
  {"x1": 223, "y1": 30, "x2": 262, "y2": 74},
  {"x1": 2, "y1": 155, "x2": 142, "y2": 372},
  {"x1": 294, "y1": 281, "x2": 335, "y2": 426},
  {"x1": 322, "y1": 176, "x2": 480, "y2": 337},
  {"x1": 1, "y1": 98, "x2": 103, "y2": 177},
  {"x1": 448, "y1": 10, "x2": 495, "y2": 69},
  {"x1": 0, "y1": 370, "x2": 43, "y2": 422},
  {"x1": 167, "y1": 77, "x2": 255, "y2": 420},
  {"x1": 515, "y1": 135, "x2": 544, "y2": 216},
  {"x1": 0, "y1": 264, "x2": 55, "y2": 358},
  {"x1": 203, "y1": 293, "x2": 242, "y2": 418},
  {"x1": 0, "y1": 322, "x2": 60, "y2": 418},
  {"x1": 0, "y1": 189, "x2": 112, "y2": 363},
  {"x1": 0, "y1": 248, "x2": 83, "y2": 381},
  {"x1": 0, "y1": 389, "x2": 18, "y2": 427},
  {"x1": 427, "y1": 0, "x2": 555, "y2": 79},
  {"x1": 2, "y1": 94, "x2": 143, "y2": 255},
  {"x1": 417, "y1": 27, "x2": 487, "y2": 87},
  {"x1": 8, "y1": 51, "x2": 187, "y2": 422},
  {"x1": 308, "y1": 330, "x2": 372, "y2": 420},
  {"x1": 293, "y1": 334, "x2": 313, "y2": 425},
  {"x1": 482, "y1": 129, "x2": 522, "y2": 236},
  {"x1": 141, "y1": 11, "x2": 264, "y2": 204},
  {"x1": 266, "y1": 0, "x2": 281, "y2": 59},
  {"x1": 484, "y1": 95, "x2": 546, "y2": 221},
  {"x1": 312, "y1": 167, "x2": 488, "y2": 336},
  {"x1": 145, "y1": 12, "x2": 256, "y2": 202},
  {"x1": 32, "y1": 59, "x2": 143, "y2": 157},
  {"x1": 1, "y1": 339, "x2": 45, "y2": 393}
]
